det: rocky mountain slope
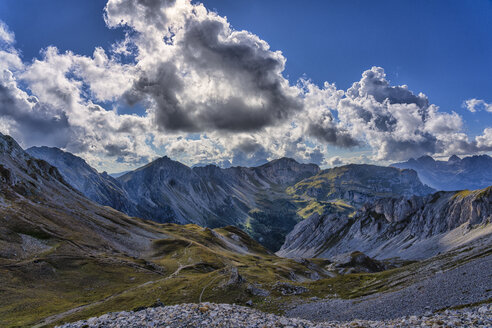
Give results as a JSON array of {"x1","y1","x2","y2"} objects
[
  {"x1": 26, "y1": 146, "x2": 138, "y2": 216},
  {"x1": 286, "y1": 164, "x2": 435, "y2": 219},
  {"x1": 392, "y1": 154, "x2": 492, "y2": 191},
  {"x1": 26, "y1": 146, "x2": 320, "y2": 251},
  {"x1": 278, "y1": 187, "x2": 492, "y2": 260},
  {"x1": 56, "y1": 303, "x2": 492, "y2": 328},
  {"x1": 116, "y1": 156, "x2": 319, "y2": 251}
]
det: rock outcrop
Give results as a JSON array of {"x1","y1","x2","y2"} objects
[{"x1": 278, "y1": 187, "x2": 492, "y2": 260}]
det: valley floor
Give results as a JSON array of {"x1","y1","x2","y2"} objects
[
  {"x1": 56, "y1": 302, "x2": 491, "y2": 328},
  {"x1": 286, "y1": 253, "x2": 492, "y2": 322}
]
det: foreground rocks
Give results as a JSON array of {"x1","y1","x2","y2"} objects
[{"x1": 57, "y1": 303, "x2": 491, "y2": 328}]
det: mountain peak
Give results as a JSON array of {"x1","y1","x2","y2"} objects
[
  {"x1": 417, "y1": 155, "x2": 435, "y2": 163},
  {"x1": 0, "y1": 133, "x2": 25, "y2": 157},
  {"x1": 448, "y1": 154, "x2": 461, "y2": 162},
  {"x1": 260, "y1": 157, "x2": 300, "y2": 168},
  {"x1": 392, "y1": 153, "x2": 492, "y2": 190}
]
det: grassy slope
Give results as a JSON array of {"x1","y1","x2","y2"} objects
[{"x1": 0, "y1": 192, "x2": 332, "y2": 327}]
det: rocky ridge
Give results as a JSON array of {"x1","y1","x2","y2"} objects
[
  {"x1": 278, "y1": 187, "x2": 492, "y2": 260},
  {"x1": 26, "y1": 146, "x2": 139, "y2": 216},
  {"x1": 55, "y1": 303, "x2": 491, "y2": 328},
  {"x1": 286, "y1": 164, "x2": 435, "y2": 219}
]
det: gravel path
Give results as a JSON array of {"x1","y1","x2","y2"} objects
[
  {"x1": 56, "y1": 303, "x2": 491, "y2": 328},
  {"x1": 287, "y1": 254, "x2": 492, "y2": 322}
]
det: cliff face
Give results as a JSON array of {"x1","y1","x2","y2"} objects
[
  {"x1": 285, "y1": 164, "x2": 435, "y2": 219},
  {"x1": 278, "y1": 187, "x2": 492, "y2": 260}
]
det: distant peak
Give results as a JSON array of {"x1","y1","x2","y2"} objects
[
  {"x1": 270, "y1": 157, "x2": 299, "y2": 164},
  {"x1": 448, "y1": 154, "x2": 461, "y2": 162},
  {"x1": 27, "y1": 145, "x2": 63, "y2": 153},
  {"x1": 150, "y1": 155, "x2": 190, "y2": 170},
  {"x1": 417, "y1": 155, "x2": 435, "y2": 163},
  {"x1": 258, "y1": 157, "x2": 310, "y2": 170}
]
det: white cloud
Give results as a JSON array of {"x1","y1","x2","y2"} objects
[
  {"x1": 463, "y1": 98, "x2": 492, "y2": 113},
  {"x1": 0, "y1": 21, "x2": 14, "y2": 45}
]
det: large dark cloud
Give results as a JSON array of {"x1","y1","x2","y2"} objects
[{"x1": 114, "y1": 0, "x2": 302, "y2": 133}]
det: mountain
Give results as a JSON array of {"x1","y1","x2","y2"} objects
[
  {"x1": 117, "y1": 156, "x2": 320, "y2": 251},
  {"x1": 286, "y1": 164, "x2": 435, "y2": 218},
  {"x1": 392, "y1": 154, "x2": 492, "y2": 191},
  {"x1": 26, "y1": 147, "x2": 437, "y2": 252},
  {"x1": 25, "y1": 147, "x2": 320, "y2": 251},
  {"x1": 278, "y1": 187, "x2": 492, "y2": 260},
  {"x1": 26, "y1": 146, "x2": 138, "y2": 216},
  {"x1": 0, "y1": 133, "x2": 333, "y2": 327}
]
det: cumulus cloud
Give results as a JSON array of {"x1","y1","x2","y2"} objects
[
  {"x1": 0, "y1": 32, "x2": 153, "y2": 170},
  {"x1": 335, "y1": 67, "x2": 470, "y2": 161},
  {"x1": 106, "y1": 0, "x2": 302, "y2": 133},
  {"x1": 463, "y1": 98, "x2": 492, "y2": 113}
]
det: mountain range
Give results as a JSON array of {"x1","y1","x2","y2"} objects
[
  {"x1": 26, "y1": 146, "x2": 435, "y2": 251},
  {"x1": 392, "y1": 154, "x2": 492, "y2": 191}
]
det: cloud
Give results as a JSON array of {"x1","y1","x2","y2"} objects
[
  {"x1": 0, "y1": 21, "x2": 14, "y2": 45},
  {"x1": 463, "y1": 98, "x2": 492, "y2": 113},
  {"x1": 476, "y1": 128, "x2": 492, "y2": 149},
  {"x1": 335, "y1": 67, "x2": 468, "y2": 161},
  {"x1": 0, "y1": 34, "x2": 154, "y2": 170},
  {"x1": 299, "y1": 79, "x2": 359, "y2": 148},
  {"x1": 107, "y1": 0, "x2": 302, "y2": 133}
]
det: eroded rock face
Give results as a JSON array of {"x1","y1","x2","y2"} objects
[{"x1": 278, "y1": 188, "x2": 492, "y2": 260}]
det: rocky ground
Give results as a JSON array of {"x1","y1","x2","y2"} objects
[
  {"x1": 56, "y1": 302, "x2": 490, "y2": 328},
  {"x1": 287, "y1": 253, "x2": 492, "y2": 322}
]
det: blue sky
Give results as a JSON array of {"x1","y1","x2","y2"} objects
[{"x1": 0, "y1": 0, "x2": 491, "y2": 171}]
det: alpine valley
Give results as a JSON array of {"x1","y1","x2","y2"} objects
[{"x1": 1, "y1": 133, "x2": 491, "y2": 327}]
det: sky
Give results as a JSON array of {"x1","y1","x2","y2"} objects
[{"x1": 0, "y1": 0, "x2": 491, "y2": 173}]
